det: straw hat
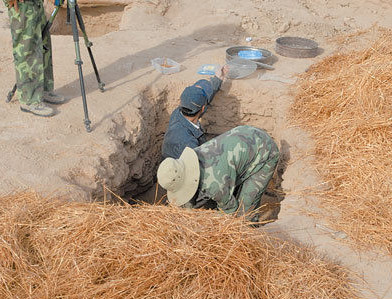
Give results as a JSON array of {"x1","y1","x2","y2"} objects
[{"x1": 157, "y1": 147, "x2": 200, "y2": 206}]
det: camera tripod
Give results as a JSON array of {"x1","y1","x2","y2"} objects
[{"x1": 6, "y1": 0, "x2": 105, "y2": 132}]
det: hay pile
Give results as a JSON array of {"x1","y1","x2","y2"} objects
[
  {"x1": 0, "y1": 193, "x2": 357, "y2": 298},
  {"x1": 291, "y1": 31, "x2": 392, "y2": 254}
]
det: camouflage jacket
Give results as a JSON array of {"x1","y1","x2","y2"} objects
[{"x1": 193, "y1": 125, "x2": 279, "y2": 214}]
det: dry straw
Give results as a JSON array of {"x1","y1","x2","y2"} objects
[
  {"x1": 0, "y1": 193, "x2": 358, "y2": 298},
  {"x1": 290, "y1": 30, "x2": 392, "y2": 254}
]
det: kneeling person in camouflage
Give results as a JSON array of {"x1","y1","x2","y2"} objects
[
  {"x1": 157, "y1": 125, "x2": 280, "y2": 223},
  {"x1": 4, "y1": 0, "x2": 66, "y2": 117}
]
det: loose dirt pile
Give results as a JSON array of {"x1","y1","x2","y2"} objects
[
  {"x1": 290, "y1": 29, "x2": 392, "y2": 254},
  {"x1": 0, "y1": 194, "x2": 358, "y2": 299}
]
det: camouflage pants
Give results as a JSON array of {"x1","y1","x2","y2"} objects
[
  {"x1": 235, "y1": 147, "x2": 280, "y2": 221},
  {"x1": 7, "y1": 0, "x2": 54, "y2": 105}
]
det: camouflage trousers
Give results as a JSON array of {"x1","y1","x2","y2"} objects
[
  {"x1": 234, "y1": 148, "x2": 279, "y2": 221},
  {"x1": 7, "y1": 0, "x2": 54, "y2": 105}
]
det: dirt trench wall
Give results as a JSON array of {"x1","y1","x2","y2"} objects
[
  {"x1": 202, "y1": 86, "x2": 277, "y2": 137},
  {"x1": 115, "y1": 89, "x2": 168, "y2": 197},
  {"x1": 64, "y1": 88, "x2": 168, "y2": 201}
]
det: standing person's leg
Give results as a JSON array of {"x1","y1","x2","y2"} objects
[
  {"x1": 236, "y1": 147, "x2": 280, "y2": 222},
  {"x1": 39, "y1": 1, "x2": 66, "y2": 104},
  {"x1": 40, "y1": 2, "x2": 54, "y2": 93},
  {"x1": 8, "y1": 1, "x2": 54, "y2": 116}
]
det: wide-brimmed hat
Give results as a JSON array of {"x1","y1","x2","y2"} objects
[{"x1": 157, "y1": 147, "x2": 200, "y2": 206}]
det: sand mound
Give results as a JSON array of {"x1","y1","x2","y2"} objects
[
  {"x1": 290, "y1": 29, "x2": 392, "y2": 254},
  {"x1": 0, "y1": 193, "x2": 357, "y2": 298}
]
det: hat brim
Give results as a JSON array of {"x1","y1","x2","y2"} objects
[{"x1": 167, "y1": 147, "x2": 200, "y2": 206}]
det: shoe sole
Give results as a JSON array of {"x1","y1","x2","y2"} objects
[{"x1": 20, "y1": 107, "x2": 55, "y2": 117}]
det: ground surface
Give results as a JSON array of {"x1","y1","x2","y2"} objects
[{"x1": 1, "y1": 0, "x2": 392, "y2": 297}]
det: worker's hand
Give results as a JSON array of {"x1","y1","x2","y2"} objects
[
  {"x1": 8, "y1": 0, "x2": 23, "y2": 11},
  {"x1": 216, "y1": 65, "x2": 229, "y2": 80}
]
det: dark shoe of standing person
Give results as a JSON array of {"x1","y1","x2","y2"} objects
[{"x1": 43, "y1": 91, "x2": 67, "y2": 104}]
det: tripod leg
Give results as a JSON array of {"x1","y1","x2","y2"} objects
[
  {"x1": 6, "y1": 84, "x2": 17, "y2": 103},
  {"x1": 68, "y1": 0, "x2": 91, "y2": 132},
  {"x1": 75, "y1": 4, "x2": 105, "y2": 92},
  {"x1": 42, "y1": 4, "x2": 61, "y2": 40},
  {"x1": 6, "y1": 3, "x2": 61, "y2": 103},
  {"x1": 66, "y1": 1, "x2": 71, "y2": 25}
]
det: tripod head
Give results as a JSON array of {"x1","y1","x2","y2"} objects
[
  {"x1": 54, "y1": 0, "x2": 77, "y2": 6},
  {"x1": 51, "y1": 0, "x2": 74, "y2": 27},
  {"x1": 54, "y1": 0, "x2": 64, "y2": 6}
]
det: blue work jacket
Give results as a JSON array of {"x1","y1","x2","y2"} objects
[
  {"x1": 161, "y1": 108, "x2": 206, "y2": 159},
  {"x1": 161, "y1": 76, "x2": 222, "y2": 159}
]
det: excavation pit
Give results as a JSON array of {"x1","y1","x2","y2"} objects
[{"x1": 117, "y1": 85, "x2": 286, "y2": 223}]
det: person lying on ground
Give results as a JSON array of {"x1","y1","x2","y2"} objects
[
  {"x1": 4, "y1": 0, "x2": 66, "y2": 117},
  {"x1": 161, "y1": 65, "x2": 229, "y2": 159},
  {"x1": 157, "y1": 125, "x2": 280, "y2": 223}
]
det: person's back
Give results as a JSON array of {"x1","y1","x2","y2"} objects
[
  {"x1": 162, "y1": 107, "x2": 205, "y2": 159},
  {"x1": 194, "y1": 125, "x2": 280, "y2": 216}
]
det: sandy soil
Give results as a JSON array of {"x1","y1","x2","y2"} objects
[{"x1": 1, "y1": 0, "x2": 392, "y2": 297}]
